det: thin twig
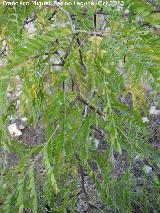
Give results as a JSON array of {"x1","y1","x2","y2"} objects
[
  {"x1": 52, "y1": 35, "x2": 75, "y2": 67},
  {"x1": 0, "y1": 48, "x2": 6, "y2": 57},
  {"x1": 57, "y1": 6, "x2": 106, "y2": 37},
  {"x1": 75, "y1": 34, "x2": 87, "y2": 75},
  {"x1": 76, "y1": 153, "x2": 103, "y2": 212},
  {"x1": 23, "y1": 15, "x2": 37, "y2": 26},
  {"x1": 58, "y1": 6, "x2": 75, "y2": 31},
  {"x1": 69, "y1": 70, "x2": 105, "y2": 117},
  {"x1": 93, "y1": 13, "x2": 97, "y2": 31},
  {"x1": 78, "y1": 95, "x2": 105, "y2": 117},
  {"x1": 75, "y1": 153, "x2": 90, "y2": 209},
  {"x1": 79, "y1": 165, "x2": 89, "y2": 201},
  {"x1": 48, "y1": 9, "x2": 57, "y2": 21}
]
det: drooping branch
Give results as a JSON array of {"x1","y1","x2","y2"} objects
[
  {"x1": 23, "y1": 15, "x2": 37, "y2": 26},
  {"x1": 75, "y1": 34, "x2": 87, "y2": 75},
  {"x1": 56, "y1": 6, "x2": 106, "y2": 37},
  {"x1": 48, "y1": 8, "x2": 58, "y2": 21},
  {"x1": 93, "y1": 13, "x2": 97, "y2": 31},
  {"x1": 78, "y1": 95, "x2": 105, "y2": 117},
  {"x1": 69, "y1": 70, "x2": 105, "y2": 117},
  {"x1": 52, "y1": 35, "x2": 75, "y2": 68}
]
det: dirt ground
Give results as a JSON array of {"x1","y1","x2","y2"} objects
[{"x1": 5, "y1": 112, "x2": 159, "y2": 213}]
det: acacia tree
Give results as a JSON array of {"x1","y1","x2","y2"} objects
[{"x1": 0, "y1": 0, "x2": 160, "y2": 212}]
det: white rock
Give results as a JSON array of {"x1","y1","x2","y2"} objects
[
  {"x1": 141, "y1": 117, "x2": 149, "y2": 123},
  {"x1": 16, "y1": 100, "x2": 20, "y2": 106},
  {"x1": 19, "y1": 124, "x2": 25, "y2": 130},
  {"x1": 7, "y1": 123, "x2": 22, "y2": 137},
  {"x1": 22, "y1": 117, "x2": 27, "y2": 122},
  {"x1": 124, "y1": 9, "x2": 129, "y2": 16},
  {"x1": 136, "y1": 16, "x2": 143, "y2": 23},
  {"x1": 149, "y1": 106, "x2": 160, "y2": 115},
  {"x1": 95, "y1": 139, "x2": 100, "y2": 148},
  {"x1": 143, "y1": 165, "x2": 152, "y2": 174},
  {"x1": 117, "y1": 60, "x2": 125, "y2": 74},
  {"x1": 58, "y1": 49, "x2": 65, "y2": 56},
  {"x1": 15, "y1": 75, "x2": 20, "y2": 81},
  {"x1": 53, "y1": 21, "x2": 66, "y2": 28},
  {"x1": 134, "y1": 155, "x2": 140, "y2": 160},
  {"x1": 6, "y1": 92, "x2": 11, "y2": 98},
  {"x1": 24, "y1": 22, "x2": 36, "y2": 34}
]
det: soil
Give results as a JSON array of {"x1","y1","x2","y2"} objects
[{"x1": 5, "y1": 113, "x2": 160, "y2": 213}]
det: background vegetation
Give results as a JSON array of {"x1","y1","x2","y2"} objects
[{"x1": 0, "y1": 0, "x2": 160, "y2": 212}]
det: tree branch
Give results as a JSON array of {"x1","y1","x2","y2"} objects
[
  {"x1": 75, "y1": 34, "x2": 87, "y2": 75},
  {"x1": 69, "y1": 70, "x2": 105, "y2": 117},
  {"x1": 52, "y1": 35, "x2": 75, "y2": 67},
  {"x1": 23, "y1": 15, "x2": 37, "y2": 26},
  {"x1": 78, "y1": 95, "x2": 105, "y2": 117}
]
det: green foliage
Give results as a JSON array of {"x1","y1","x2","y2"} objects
[
  {"x1": 0, "y1": 1, "x2": 160, "y2": 212},
  {"x1": 28, "y1": 164, "x2": 38, "y2": 213}
]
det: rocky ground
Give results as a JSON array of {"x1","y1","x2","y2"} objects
[
  {"x1": 4, "y1": 109, "x2": 159, "y2": 212},
  {"x1": 3, "y1": 66, "x2": 160, "y2": 212}
]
